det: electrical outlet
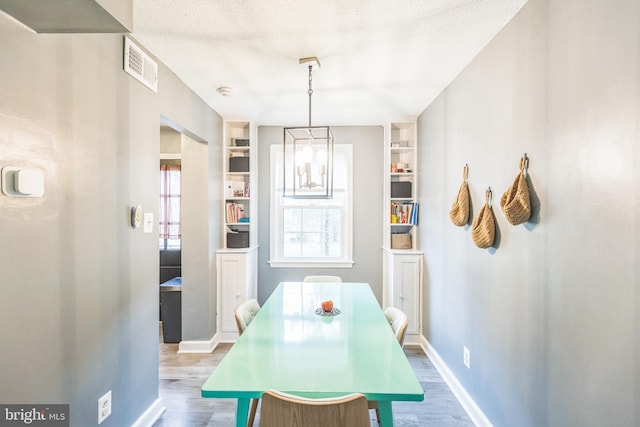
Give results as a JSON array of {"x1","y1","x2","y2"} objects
[
  {"x1": 463, "y1": 346, "x2": 471, "y2": 369},
  {"x1": 98, "y1": 390, "x2": 112, "y2": 424}
]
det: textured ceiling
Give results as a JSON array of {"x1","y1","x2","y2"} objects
[{"x1": 133, "y1": 0, "x2": 527, "y2": 126}]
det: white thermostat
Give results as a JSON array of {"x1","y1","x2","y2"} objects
[
  {"x1": 130, "y1": 205, "x2": 143, "y2": 229},
  {"x1": 2, "y1": 166, "x2": 45, "y2": 197}
]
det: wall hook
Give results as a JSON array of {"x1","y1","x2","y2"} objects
[{"x1": 521, "y1": 153, "x2": 529, "y2": 174}]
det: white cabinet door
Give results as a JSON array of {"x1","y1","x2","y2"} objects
[
  {"x1": 383, "y1": 249, "x2": 423, "y2": 342},
  {"x1": 216, "y1": 247, "x2": 258, "y2": 342},
  {"x1": 393, "y1": 255, "x2": 421, "y2": 336}
]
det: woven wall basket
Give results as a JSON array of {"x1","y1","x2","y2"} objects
[
  {"x1": 449, "y1": 165, "x2": 470, "y2": 226},
  {"x1": 500, "y1": 156, "x2": 531, "y2": 225},
  {"x1": 471, "y1": 188, "x2": 496, "y2": 249}
]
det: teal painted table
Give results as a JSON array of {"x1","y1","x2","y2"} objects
[{"x1": 201, "y1": 282, "x2": 424, "y2": 426}]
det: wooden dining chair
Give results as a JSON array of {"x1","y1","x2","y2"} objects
[
  {"x1": 234, "y1": 298, "x2": 261, "y2": 336},
  {"x1": 259, "y1": 390, "x2": 370, "y2": 427},
  {"x1": 368, "y1": 306, "x2": 409, "y2": 422},
  {"x1": 384, "y1": 306, "x2": 409, "y2": 347},
  {"x1": 233, "y1": 299, "x2": 261, "y2": 427},
  {"x1": 302, "y1": 275, "x2": 342, "y2": 282}
]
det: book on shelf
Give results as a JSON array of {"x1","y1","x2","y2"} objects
[
  {"x1": 390, "y1": 201, "x2": 419, "y2": 225},
  {"x1": 226, "y1": 202, "x2": 247, "y2": 223}
]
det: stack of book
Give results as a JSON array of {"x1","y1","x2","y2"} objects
[
  {"x1": 390, "y1": 202, "x2": 419, "y2": 225},
  {"x1": 226, "y1": 202, "x2": 246, "y2": 223}
]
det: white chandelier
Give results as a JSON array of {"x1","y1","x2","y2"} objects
[{"x1": 283, "y1": 57, "x2": 334, "y2": 199}]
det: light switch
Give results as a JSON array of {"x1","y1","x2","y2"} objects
[{"x1": 143, "y1": 213, "x2": 153, "y2": 233}]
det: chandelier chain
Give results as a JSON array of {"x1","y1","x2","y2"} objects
[{"x1": 308, "y1": 64, "x2": 313, "y2": 127}]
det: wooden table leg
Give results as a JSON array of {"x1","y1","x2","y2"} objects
[
  {"x1": 235, "y1": 398, "x2": 250, "y2": 427},
  {"x1": 377, "y1": 400, "x2": 394, "y2": 427}
]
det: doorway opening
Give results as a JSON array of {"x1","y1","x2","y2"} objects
[{"x1": 159, "y1": 125, "x2": 182, "y2": 343}]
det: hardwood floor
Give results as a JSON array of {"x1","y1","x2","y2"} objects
[{"x1": 153, "y1": 331, "x2": 474, "y2": 427}]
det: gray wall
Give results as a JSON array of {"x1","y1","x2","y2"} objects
[
  {"x1": 180, "y1": 133, "x2": 217, "y2": 341},
  {"x1": 0, "y1": 14, "x2": 221, "y2": 427},
  {"x1": 257, "y1": 126, "x2": 384, "y2": 302},
  {"x1": 417, "y1": 0, "x2": 640, "y2": 425}
]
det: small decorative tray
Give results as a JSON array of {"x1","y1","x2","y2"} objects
[{"x1": 314, "y1": 307, "x2": 341, "y2": 317}]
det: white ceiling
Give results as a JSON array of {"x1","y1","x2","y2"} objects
[{"x1": 132, "y1": 0, "x2": 527, "y2": 126}]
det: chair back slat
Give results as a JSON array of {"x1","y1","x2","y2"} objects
[{"x1": 259, "y1": 390, "x2": 370, "y2": 427}]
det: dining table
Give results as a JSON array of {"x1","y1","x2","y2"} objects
[{"x1": 201, "y1": 281, "x2": 424, "y2": 426}]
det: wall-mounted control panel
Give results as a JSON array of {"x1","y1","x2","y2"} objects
[{"x1": 2, "y1": 166, "x2": 45, "y2": 197}]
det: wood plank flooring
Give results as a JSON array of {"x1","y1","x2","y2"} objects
[{"x1": 153, "y1": 333, "x2": 474, "y2": 426}]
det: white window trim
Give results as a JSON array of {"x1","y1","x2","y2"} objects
[{"x1": 269, "y1": 144, "x2": 354, "y2": 268}]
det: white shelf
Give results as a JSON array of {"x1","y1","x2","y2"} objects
[
  {"x1": 223, "y1": 120, "x2": 256, "y2": 249},
  {"x1": 385, "y1": 121, "x2": 418, "y2": 251}
]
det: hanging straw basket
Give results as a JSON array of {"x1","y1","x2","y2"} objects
[
  {"x1": 471, "y1": 188, "x2": 496, "y2": 249},
  {"x1": 449, "y1": 164, "x2": 470, "y2": 226},
  {"x1": 500, "y1": 155, "x2": 531, "y2": 225}
]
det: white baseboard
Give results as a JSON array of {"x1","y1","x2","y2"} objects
[
  {"x1": 419, "y1": 336, "x2": 493, "y2": 427},
  {"x1": 178, "y1": 333, "x2": 220, "y2": 353},
  {"x1": 404, "y1": 333, "x2": 422, "y2": 346},
  {"x1": 131, "y1": 397, "x2": 165, "y2": 427}
]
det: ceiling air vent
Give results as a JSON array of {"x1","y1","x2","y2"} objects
[{"x1": 124, "y1": 37, "x2": 158, "y2": 93}]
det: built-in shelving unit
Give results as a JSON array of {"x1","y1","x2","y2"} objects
[
  {"x1": 217, "y1": 120, "x2": 258, "y2": 342},
  {"x1": 223, "y1": 121, "x2": 255, "y2": 247},
  {"x1": 384, "y1": 121, "x2": 419, "y2": 250},
  {"x1": 382, "y1": 120, "x2": 423, "y2": 344}
]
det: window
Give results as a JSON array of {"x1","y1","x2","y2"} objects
[
  {"x1": 270, "y1": 144, "x2": 353, "y2": 268},
  {"x1": 159, "y1": 163, "x2": 181, "y2": 250}
]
